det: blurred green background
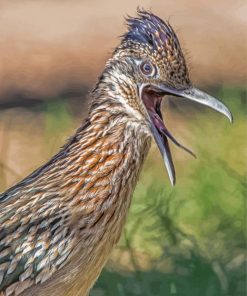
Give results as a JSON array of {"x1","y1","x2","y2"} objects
[{"x1": 0, "y1": 1, "x2": 246, "y2": 295}]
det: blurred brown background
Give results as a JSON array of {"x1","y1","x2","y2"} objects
[{"x1": 0, "y1": 0, "x2": 246, "y2": 104}]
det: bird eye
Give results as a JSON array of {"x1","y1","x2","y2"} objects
[{"x1": 140, "y1": 61, "x2": 155, "y2": 77}]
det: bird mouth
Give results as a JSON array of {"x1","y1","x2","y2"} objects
[{"x1": 140, "y1": 84, "x2": 233, "y2": 186}]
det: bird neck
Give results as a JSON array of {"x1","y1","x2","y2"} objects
[
  {"x1": 56, "y1": 72, "x2": 152, "y2": 209},
  {"x1": 55, "y1": 69, "x2": 152, "y2": 200},
  {"x1": 89, "y1": 58, "x2": 147, "y2": 122},
  {"x1": 55, "y1": 104, "x2": 151, "y2": 241}
]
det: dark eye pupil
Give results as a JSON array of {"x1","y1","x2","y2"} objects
[{"x1": 144, "y1": 64, "x2": 151, "y2": 72}]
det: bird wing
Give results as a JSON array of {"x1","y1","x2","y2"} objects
[{"x1": 0, "y1": 188, "x2": 75, "y2": 295}]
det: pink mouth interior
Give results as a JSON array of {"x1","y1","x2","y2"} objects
[{"x1": 141, "y1": 87, "x2": 196, "y2": 158}]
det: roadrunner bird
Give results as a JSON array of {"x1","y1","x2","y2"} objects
[{"x1": 0, "y1": 9, "x2": 232, "y2": 296}]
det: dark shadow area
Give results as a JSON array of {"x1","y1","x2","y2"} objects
[
  {"x1": 0, "y1": 84, "x2": 89, "y2": 111},
  {"x1": 92, "y1": 252, "x2": 245, "y2": 296}
]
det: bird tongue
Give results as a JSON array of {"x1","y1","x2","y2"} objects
[{"x1": 151, "y1": 111, "x2": 196, "y2": 158}]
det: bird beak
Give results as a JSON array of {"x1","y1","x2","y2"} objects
[
  {"x1": 160, "y1": 85, "x2": 233, "y2": 123},
  {"x1": 141, "y1": 84, "x2": 233, "y2": 186}
]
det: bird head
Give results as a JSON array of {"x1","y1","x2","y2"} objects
[{"x1": 109, "y1": 9, "x2": 233, "y2": 185}]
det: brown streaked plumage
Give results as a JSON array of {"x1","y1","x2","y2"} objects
[{"x1": 0, "y1": 9, "x2": 232, "y2": 296}]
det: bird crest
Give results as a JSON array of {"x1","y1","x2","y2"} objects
[
  {"x1": 117, "y1": 9, "x2": 190, "y2": 88},
  {"x1": 123, "y1": 9, "x2": 179, "y2": 52}
]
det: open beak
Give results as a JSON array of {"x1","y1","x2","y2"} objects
[{"x1": 141, "y1": 84, "x2": 233, "y2": 186}]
